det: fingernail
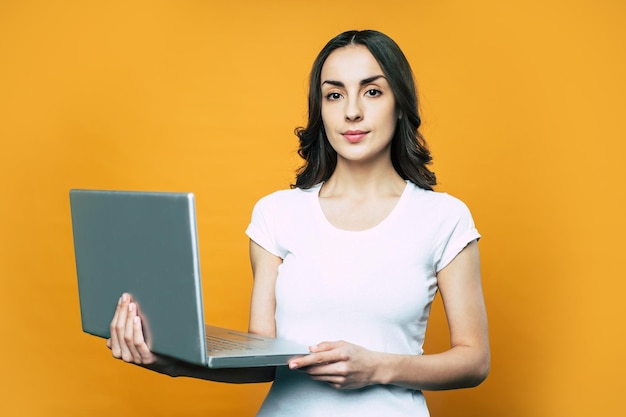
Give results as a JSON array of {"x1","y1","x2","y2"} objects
[
  {"x1": 129, "y1": 302, "x2": 135, "y2": 312},
  {"x1": 289, "y1": 362, "x2": 298, "y2": 369}
]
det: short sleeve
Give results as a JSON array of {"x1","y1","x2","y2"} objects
[
  {"x1": 434, "y1": 196, "x2": 481, "y2": 273},
  {"x1": 245, "y1": 194, "x2": 283, "y2": 258}
]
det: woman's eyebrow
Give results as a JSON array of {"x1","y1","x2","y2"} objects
[{"x1": 321, "y1": 75, "x2": 387, "y2": 88}]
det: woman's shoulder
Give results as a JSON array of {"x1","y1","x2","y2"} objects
[
  {"x1": 253, "y1": 184, "x2": 321, "y2": 210},
  {"x1": 406, "y1": 182, "x2": 472, "y2": 214}
]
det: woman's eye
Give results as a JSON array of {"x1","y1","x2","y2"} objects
[
  {"x1": 365, "y1": 89, "x2": 382, "y2": 97},
  {"x1": 326, "y1": 92, "x2": 342, "y2": 100}
]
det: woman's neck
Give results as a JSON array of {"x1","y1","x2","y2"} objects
[
  {"x1": 318, "y1": 160, "x2": 407, "y2": 231},
  {"x1": 321, "y1": 160, "x2": 406, "y2": 199}
]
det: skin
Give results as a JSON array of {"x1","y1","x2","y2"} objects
[
  {"x1": 108, "y1": 44, "x2": 490, "y2": 391},
  {"x1": 320, "y1": 44, "x2": 399, "y2": 169}
]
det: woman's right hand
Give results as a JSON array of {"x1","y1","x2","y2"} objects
[
  {"x1": 106, "y1": 293, "x2": 158, "y2": 365},
  {"x1": 104, "y1": 292, "x2": 276, "y2": 383}
]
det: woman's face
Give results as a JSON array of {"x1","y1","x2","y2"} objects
[{"x1": 320, "y1": 44, "x2": 398, "y2": 166}]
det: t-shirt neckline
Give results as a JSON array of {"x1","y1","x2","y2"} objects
[{"x1": 310, "y1": 180, "x2": 413, "y2": 234}]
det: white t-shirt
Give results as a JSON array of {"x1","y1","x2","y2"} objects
[{"x1": 245, "y1": 181, "x2": 480, "y2": 417}]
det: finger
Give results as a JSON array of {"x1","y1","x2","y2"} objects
[
  {"x1": 309, "y1": 341, "x2": 337, "y2": 352},
  {"x1": 115, "y1": 294, "x2": 134, "y2": 362},
  {"x1": 289, "y1": 351, "x2": 337, "y2": 370},
  {"x1": 297, "y1": 362, "x2": 337, "y2": 376},
  {"x1": 124, "y1": 302, "x2": 143, "y2": 362},
  {"x1": 133, "y1": 316, "x2": 157, "y2": 364},
  {"x1": 310, "y1": 374, "x2": 347, "y2": 388},
  {"x1": 309, "y1": 340, "x2": 347, "y2": 353},
  {"x1": 287, "y1": 341, "x2": 340, "y2": 368},
  {"x1": 109, "y1": 295, "x2": 123, "y2": 358}
]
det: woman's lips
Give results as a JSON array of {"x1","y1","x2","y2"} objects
[{"x1": 342, "y1": 130, "x2": 368, "y2": 143}]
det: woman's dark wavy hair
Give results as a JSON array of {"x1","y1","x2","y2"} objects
[{"x1": 293, "y1": 30, "x2": 436, "y2": 190}]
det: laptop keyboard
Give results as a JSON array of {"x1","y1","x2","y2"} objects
[{"x1": 206, "y1": 335, "x2": 253, "y2": 352}]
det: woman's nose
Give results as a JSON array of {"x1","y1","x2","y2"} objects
[{"x1": 344, "y1": 98, "x2": 363, "y2": 121}]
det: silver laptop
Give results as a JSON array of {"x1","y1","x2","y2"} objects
[{"x1": 69, "y1": 189, "x2": 308, "y2": 368}]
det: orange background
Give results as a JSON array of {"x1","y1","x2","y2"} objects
[{"x1": 1, "y1": 1, "x2": 625, "y2": 416}]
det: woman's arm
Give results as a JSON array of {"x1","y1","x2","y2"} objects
[
  {"x1": 288, "y1": 240, "x2": 490, "y2": 390},
  {"x1": 377, "y1": 239, "x2": 490, "y2": 390},
  {"x1": 248, "y1": 240, "x2": 281, "y2": 338},
  {"x1": 106, "y1": 239, "x2": 282, "y2": 383}
]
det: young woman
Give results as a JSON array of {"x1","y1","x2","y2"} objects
[{"x1": 109, "y1": 30, "x2": 490, "y2": 416}]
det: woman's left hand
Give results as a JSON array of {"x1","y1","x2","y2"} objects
[{"x1": 287, "y1": 341, "x2": 384, "y2": 389}]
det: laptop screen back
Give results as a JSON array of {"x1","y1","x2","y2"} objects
[{"x1": 70, "y1": 189, "x2": 208, "y2": 365}]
